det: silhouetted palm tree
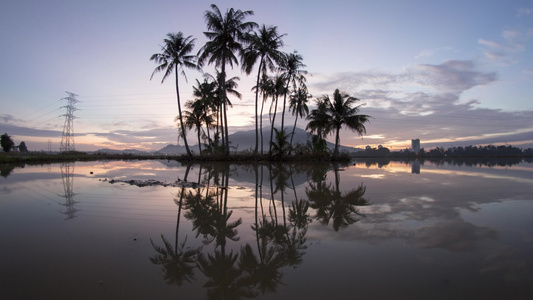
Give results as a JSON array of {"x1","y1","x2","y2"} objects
[
  {"x1": 279, "y1": 51, "x2": 307, "y2": 131},
  {"x1": 270, "y1": 128, "x2": 291, "y2": 159},
  {"x1": 288, "y1": 86, "x2": 311, "y2": 153},
  {"x1": 241, "y1": 25, "x2": 286, "y2": 154},
  {"x1": 192, "y1": 78, "x2": 217, "y2": 149},
  {"x1": 203, "y1": 72, "x2": 242, "y2": 152},
  {"x1": 184, "y1": 100, "x2": 211, "y2": 155},
  {"x1": 257, "y1": 75, "x2": 274, "y2": 155},
  {"x1": 199, "y1": 4, "x2": 257, "y2": 154},
  {"x1": 150, "y1": 32, "x2": 199, "y2": 157},
  {"x1": 307, "y1": 89, "x2": 371, "y2": 157},
  {"x1": 268, "y1": 74, "x2": 287, "y2": 155}
]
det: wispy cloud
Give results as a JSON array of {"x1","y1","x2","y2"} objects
[
  {"x1": 478, "y1": 29, "x2": 533, "y2": 65},
  {"x1": 516, "y1": 7, "x2": 533, "y2": 17},
  {"x1": 414, "y1": 47, "x2": 454, "y2": 59},
  {"x1": 309, "y1": 60, "x2": 532, "y2": 149}
]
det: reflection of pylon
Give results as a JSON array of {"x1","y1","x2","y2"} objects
[
  {"x1": 60, "y1": 162, "x2": 78, "y2": 220},
  {"x1": 60, "y1": 91, "x2": 79, "y2": 152}
]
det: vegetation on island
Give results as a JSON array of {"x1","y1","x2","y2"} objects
[{"x1": 149, "y1": 4, "x2": 370, "y2": 161}]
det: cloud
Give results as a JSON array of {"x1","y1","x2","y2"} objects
[
  {"x1": 414, "y1": 60, "x2": 497, "y2": 92},
  {"x1": 0, "y1": 122, "x2": 62, "y2": 138},
  {"x1": 478, "y1": 29, "x2": 533, "y2": 65},
  {"x1": 89, "y1": 127, "x2": 178, "y2": 145},
  {"x1": 516, "y1": 7, "x2": 533, "y2": 17},
  {"x1": 309, "y1": 60, "x2": 531, "y2": 149},
  {"x1": 312, "y1": 60, "x2": 496, "y2": 96},
  {"x1": 0, "y1": 114, "x2": 24, "y2": 123},
  {"x1": 414, "y1": 47, "x2": 453, "y2": 59}
]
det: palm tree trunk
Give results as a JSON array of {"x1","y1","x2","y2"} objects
[
  {"x1": 260, "y1": 92, "x2": 267, "y2": 155},
  {"x1": 175, "y1": 68, "x2": 192, "y2": 157},
  {"x1": 253, "y1": 59, "x2": 264, "y2": 155},
  {"x1": 280, "y1": 82, "x2": 289, "y2": 131},
  {"x1": 334, "y1": 126, "x2": 341, "y2": 157},
  {"x1": 269, "y1": 94, "x2": 279, "y2": 155},
  {"x1": 197, "y1": 128, "x2": 202, "y2": 155},
  {"x1": 220, "y1": 60, "x2": 229, "y2": 155},
  {"x1": 289, "y1": 112, "x2": 299, "y2": 155}
]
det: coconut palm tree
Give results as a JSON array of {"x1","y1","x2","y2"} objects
[
  {"x1": 268, "y1": 75, "x2": 287, "y2": 155},
  {"x1": 150, "y1": 32, "x2": 199, "y2": 157},
  {"x1": 192, "y1": 78, "x2": 217, "y2": 149},
  {"x1": 198, "y1": 4, "x2": 257, "y2": 154},
  {"x1": 327, "y1": 89, "x2": 371, "y2": 157},
  {"x1": 184, "y1": 99, "x2": 213, "y2": 155},
  {"x1": 288, "y1": 86, "x2": 311, "y2": 153},
  {"x1": 255, "y1": 75, "x2": 275, "y2": 155},
  {"x1": 241, "y1": 25, "x2": 286, "y2": 154},
  {"x1": 279, "y1": 51, "x2": 307, "y2": 131},
  {"x1": 307, "y1": 89, "x2": 371, "y2": 157}
]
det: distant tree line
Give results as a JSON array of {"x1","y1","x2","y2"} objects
[
  {"x1": 353, "y1": 144, "x2": 532, "y2": 158},
  {"x1": 426, "y1": 145, "x2": 532, "y2": 157}
]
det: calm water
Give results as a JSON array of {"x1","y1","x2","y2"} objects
[{"x1": 1, "y1": 159, "x2": 532, "y2": 300}]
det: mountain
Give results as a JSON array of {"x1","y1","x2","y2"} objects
[
  {"x1": 154, "y1": 144, "x2": 189, "y2": 155},
  {"x1": 153, "y1": 127, "x2": 363, "y2": 154},
  {"x1": 95, "y1": 127, "x2": 364, "y2": 155},
  {"x1": 92, "y1": 148, "x2": 151, "y2": 155}
]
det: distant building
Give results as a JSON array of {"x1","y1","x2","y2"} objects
[{"x1": 411, "y1": 139, "x2": 420, "y2": 152}]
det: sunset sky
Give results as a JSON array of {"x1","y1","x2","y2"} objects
[{"x1": 1, "y1": 0, "x2": 532, "y2": 152}]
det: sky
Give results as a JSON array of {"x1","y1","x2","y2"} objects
[{"x1": 1, "y1": 0, "x2": 532, "y2": 152}]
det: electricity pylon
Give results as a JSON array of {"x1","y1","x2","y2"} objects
[{"x1": 60, "y1": 91, "x2": 79, "y2": 152}]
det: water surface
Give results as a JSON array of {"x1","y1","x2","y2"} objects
[{"x1": 1, "y1": 159, "x2": 532, "y2": 299}]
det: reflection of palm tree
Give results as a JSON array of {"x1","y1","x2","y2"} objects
[
  {"x1": 240, "y1": 243, "x2": 284, "y2": 294},
  {"x1": 197, "y1": 250, "x2": 254, "y2": 300},
  {"x1": 306, "y1": 165, "x2": 369, "y2": 231},
  {"x1": 149, "y1": 186, "x2": 199, "y2": 286},
  {"x1": 150, "y1": 234, "x2": 197, "y2": 285}
]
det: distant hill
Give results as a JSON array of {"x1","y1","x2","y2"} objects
[
  {"x1": 154, "y1": 144, "x2": 188, "y2": 155},
  {"x1": 96, "y1": 127, "x2": 363, "y2": 155},
  {"x1": 92, "y1": 148, "x2": 151, "y2": 155}
]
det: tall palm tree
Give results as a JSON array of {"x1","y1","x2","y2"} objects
[
  {"x1": 241, "y1": 25, "x2": 286, "y2": 154},
  {"x1": 279, "y1": 51, "x2": 307, "y2": 131},
  {"x1": 327, "y1": 89, "x2": 371, "y2": 157},
  {"x1": 184, "y1": 100, "x2": 213, "y2": 155},
  {"x1": 191, "y1": 78, "x2": 217, "y2": 149},
  {"x1": 150, "y1": 32, "x2": 199, "y2": 157},
  {"x1": 288, "y1": 86, "x2": 311, "y2": 153},
  {"x1": 306, "y1": 89, "x2": 371, "y2": 157},
  {"x1": 199, "y1": 4, "x2": 257, "y2": 154},
  {"x1": 268, "y1": 74, "x2": 287, "y2": 155},
  {"x1": 205, "y1": 72, "x2": 242, "y2": 151}
]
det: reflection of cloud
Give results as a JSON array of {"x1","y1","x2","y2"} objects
[
  {"x1": 481, "y1": 245, "x2": 531, "y2": 283},
  {"x1": 414, "y1": 221, "x2": 499, "y2": 252}
]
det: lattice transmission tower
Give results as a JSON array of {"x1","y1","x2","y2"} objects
[{"x1": 60, "y1": 91, "x2": 79, "y2": 152}]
